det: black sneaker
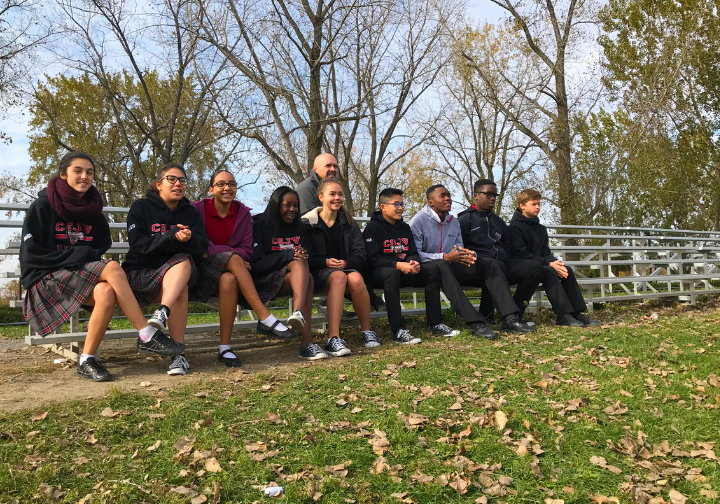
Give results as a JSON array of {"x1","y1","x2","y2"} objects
[
  {"x1": 167, "y1": 354, "x2": 190, "y2": 376},
  {"x1": 469, "y1": 323, "x2": 498, "y2": 340},
  {"x1": 298, "y1": 343, "x2": 328, "y2": 360},
  {"x1": 149, "y1": 306, "x2": 169, "y2": 331},
  {"x1": 393, "y1": 329, "x2": 421, "y2": 345},
  {"x1": 428, "y1": 323, "x2": 461, "y2": 337},
  {"x1": 501, "y1": 315, "x2": 536, "y2": 334},
  {"x1": 218, "y1": 349, "x2": 242, "y2": 367},
  {"x1": 480, "y1": 311, "x2": 496, "y2": 324},
  {"x1": 362, "y1": 330, "x2": 382, "y2": 348},
  {"x1": 77, "y1": 357, "x2": 112, "y2": 382},
  {"x1": 556, "y1": 314, "x2": 584, "y2": 327},
  {"x1": 137, "y1": 330, "x2": 186, "y2": 356},
  {"x1": 324, "y1": 337, "x2": 351, "y2": 357},
  {"x1": 573, "y1": 312, "x2": 602, "y2": 326},
  {"x1": 257, "y1": 319, "x2": 299, "y2": 339}
]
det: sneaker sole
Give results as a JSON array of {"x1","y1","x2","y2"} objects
[
  {"x1": 148, "y1": 318, "x2": 166, "y2": 331},
  {"x1": 432, "y1": 332, "x2": 460, "y2": 337},
  {"x1": 167, "y1": 370, "x2": 187, "y2": 376},
  {"x1": 364, "y1": 342, "x2": 381, "y2": 348},
  {"x1": 299, "y1": 353, "x2": 328, "y2": 360},
  {"x1": 326, "y1": 349, "x2": 352, "y2": 357},
  {"x1": 287, "y1": 316, "x2": 305, "y2": 332},
  {"x1": 393, "y1": 339, "x2": 421, "y2": 345}
]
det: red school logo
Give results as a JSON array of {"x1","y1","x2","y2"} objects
[
  {"x1": 55, "y1": 222, "x2": 94, "y2": 244},
  {"x1": 151, "y1": 223, "x2": 177, "y2": 233},
  {"x1": 271, "y1": 237, "x2": 301, "y2": 251},
  {"x1": 383, "y1": 238, "x2": 409, "y2": 257}
]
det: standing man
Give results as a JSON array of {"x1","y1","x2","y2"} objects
[
  {"x1": 297, "y1": 153, "x2": 338, "y2": 215},
  {"x1": 508, "y1": 189, "x2": 600, "y2": 327},
  {"x1": 456, "y1": 179, "x2": 540, "y2": 333},
  {"x1": 409, "y1": 185, "x2": 497, "y2": 339}
]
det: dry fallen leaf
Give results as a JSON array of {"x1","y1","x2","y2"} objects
[
  {"x1": 205, "y1": 457, "x2": 223, "y2": 473},
  {"x1": 475, "y1": 497, "x2": 488, "y2": 504},
  {"x1": 449, "y1": 473, "x2": 470, "y2": 494},
  {"x1": 495, "y1": 411, "x2": 508, "y2": 431},
  {"x1": 667, "y1": 489, "x2": 687, "y2": 504},
  {"x1": 266, "y1": 412, "x2": 282, "y2": 424},
  {"x1": 544, "y1": 499, "x2": 564, "y2": 504},
  {"x1": 411, "y1": 469, "x2": 433, "y2": 484},
  {"x1": 72, "y1": 456, "x2": 90, "y2": 466},
  {"x1": 85, "y1": 434, "x2": 98, "y2": 445},
  {"x1": 146, "y1": 440, "x2": 161, "y2": 452},
  {"x1": 312, "y1": 491, "x2": 322, "y2": 502},
  {"x1": 30, "y1": 410, "x2": 48, "y2": 422}
]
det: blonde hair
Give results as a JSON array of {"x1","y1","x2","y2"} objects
[
  {"x1": 517, "y1": 188, "x2": 542, "y2": 206},
  {"x1": 317, "y1": 178, "x2": 355, "y2": 227}
]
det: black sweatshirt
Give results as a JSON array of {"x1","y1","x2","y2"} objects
[
  {"x1": 250, "y1": 218, "x2": 308, "y2": 277},
  {"x1": 20, "y1": 188, "x2": 112, "y2": 289},
  {"x1": 508, "y1": 209, "x2": 558, "y2": 265},
  {"x1": 122, "y1": 191, "x2": 209, "y2": 272},
  {"x1": 362, "y1": 211, "x2": 420, "y2": 269},
  {"x1": 457, "y1": 206, "x2": 510, "y2": 263},
  {"x1": 302, "y1": 208, "x2": 366, "y2": 272}
]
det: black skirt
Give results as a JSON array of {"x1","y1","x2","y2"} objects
[
  {"x1": 313, "y1": 267, "x2": 358, "y2": 293},
  {"x1": 126, "y1": 253, "x2": 198, "y2": 307},
  {"x1": 23, "y1": 260, "x2": 111, "y2": 337}
]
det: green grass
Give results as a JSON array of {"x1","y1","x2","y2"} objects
[{"x1": 1, "y1": 304, "x2": 719, "y2": 503}]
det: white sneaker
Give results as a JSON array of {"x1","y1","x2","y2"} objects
[
  {"x1": 167, "y1": 354, "x2": 189, "y2": 376},
  {"x1": 287, "y1": 310, "x2": 305, "y2": 331}
]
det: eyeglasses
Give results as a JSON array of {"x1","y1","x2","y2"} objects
[
  {"x1": 211, "y1": 181, "x2": 237, "y2": 189},
  {"x1": 382, "y1": 201, "x2": 405, "y2": 209},
  {"x1": 162, "y1": 175, "x2": 187, "y2": 185},
  {"x1": 477, "y1": 191, "x2": 499, "y2": 199}
]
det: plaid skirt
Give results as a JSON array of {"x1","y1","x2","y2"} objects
[
  {"x1": 253, "y1": 268, "x2": 288, "y2": 304},
  {"x1": 23, "y1": 260, "x2": 111, "y2": 337},
  {"x1": 126, "y1": 253, "x2": 198, "y2": 307},
  {"x1": 313, "y1": 267, "x2": 358, "y2": 293},
  {"x1": 189, "y1": 251, "x2": 236, "y2": 303}
]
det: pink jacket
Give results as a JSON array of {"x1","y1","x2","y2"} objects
[{"x1": 191, "y1": 198, "x2": 253, "y2": 261}]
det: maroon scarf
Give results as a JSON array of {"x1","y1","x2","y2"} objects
[{"x1": 46, "y1": 177, "x2": 104, "y2": 223}]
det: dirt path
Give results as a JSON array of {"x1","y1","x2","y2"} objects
[{"x1": 0, "y1": 333, "x2": 344, "y2": 413}]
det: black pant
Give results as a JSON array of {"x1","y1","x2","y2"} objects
[
  {"x1": 371, "y1": 265, "x2": 442, "y2": 333},
  {"x1": 453, "y1": 257, "x2": 543, "y2": 319},
  {"x1": 542, "y1": 265, "x2": 586, "y2": 317},
  {"x1": 424, "y1": 260, "x2": 484, "y2": 326}
]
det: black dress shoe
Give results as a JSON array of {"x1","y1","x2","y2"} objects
[
  {"x1": 137, "y1": 330, "x2": 186, "y2": 356},
  {"x1": 257, "y1": 320, "x2": 299, "y2": 339},
  {"x1": 469, "y1": 323, "x2": 498, "y2": 340},
  {"x1": 218, "y1": 349, "x2": 242, "y2": 367},
  {"x1": 556, "y1": 314, "x2": 584, "y2": 327},
  {"x1": 573, "y1": 312, "x2": 602, "y2": 326},
  {"x1": 77, "y1": 357, "x2": 112, "y2": 382},
  {"x1": 501, "y1": 315, "x2": 536, "y2": 334}
]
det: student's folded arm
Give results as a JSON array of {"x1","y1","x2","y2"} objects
[
  {"x1": 540, "y1": 232, "x2": 558, "y2": 265},
  {"x1": 250, "y1": 247, "x2": 294, "y2": 275},
  {"x1": 236, "y1": 218, "x2": 254, "y2": 261},
  {"x1": 508, "y1": 226, "x2": 543, "y2": 263}
]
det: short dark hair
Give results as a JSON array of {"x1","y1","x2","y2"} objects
[
  {"x1": 147, "y1": 163, "x2": 187, "y2": 194},
  {"x1": 425, "y1": 184, "x2": 445, "y2": 200},
  {"x1": 57, "y1": 151, "x2": 96, "y2": 177},
  {"x1": 474, "y1": 179, "x2": 497, "y2": 193},
  {"x1": 379, "y1": 188, "x2": 403, "y2": 205}
]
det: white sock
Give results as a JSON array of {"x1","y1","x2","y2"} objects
[
  {"x1": 218, "y1": 344, "x2": 236, "y2": 359},
  {"x1": 139, "y1": 325, "x2": 155, "y2": 342},
  {"x1": 79, "y1": 354, "x2": 93, "y2": 365},
  {"x1": 260, "y1": 314, "x2": 288, "y2": 331}
]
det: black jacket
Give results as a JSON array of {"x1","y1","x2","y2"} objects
[
  {"x1": 122, "y1": 191, "x2": 209, "y2": 272},
  {"x1": 20, "y1": 189, "x2": 112, "y2": 289},
  {"x1": 457, "y1": 206, "x2": 510, "y2": 263},
  {"x1": 302, "y1": 208, "x2": 366, "y2": 272},
  {"x1": 250, "y1": 218, "x2": 309, "y2": 277},
  {"x1": 508, "y1": 209, "x2": 557, "y2": 265},
  {"x1": 362, "y1": 211, "x2": 420, "y2": 269},
  {"x1": 296, "y1": 171, "x2": 322, "y2": 215}
]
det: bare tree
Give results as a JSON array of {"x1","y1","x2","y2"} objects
[{"x1": 451, "y1": 1, "x2": 601, "y2": 224}]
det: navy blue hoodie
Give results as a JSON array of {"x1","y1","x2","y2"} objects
[{"x1": 457, "y1": 206, "x2": 510, "y2": 263}]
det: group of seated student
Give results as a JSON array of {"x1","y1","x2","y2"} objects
[{"x1": 18, "y1": 150, "x2": 598, "y2": 383}]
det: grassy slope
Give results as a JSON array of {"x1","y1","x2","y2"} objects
[{"x1": 0, "y1": 305, "x2": 719, "y2": 503}]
